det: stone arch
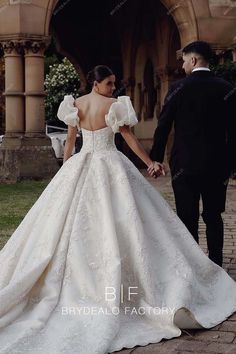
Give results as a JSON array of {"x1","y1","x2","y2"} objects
[
  {"x1": 128, "y1": 0, "x2": 182, "y2": 101},
  {"x1": 0, "y1": 0, "x2": 235, "y2": 180},
  {"x1": 44, "y1": 0, "x2": 60, "y2": 35},
  {"x1": 48, "y1": 0, "x2": 124, "y2": 92},
  {"x1": 48, "y1": 0, "x2": 195, "y2": 98},
  {"x1": 160, "y1": 0, "x2": 198, "y2": 47}
]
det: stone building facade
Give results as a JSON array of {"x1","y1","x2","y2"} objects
[{"x1": 0, "y1": 0, "x2": 235, "y2": 182}]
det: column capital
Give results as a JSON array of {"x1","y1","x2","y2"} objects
[
  {"x1": 23, "y1": 39, "x2": 50, "y2": 55},
  {"x1": 1, "y1": 40, "x2": 24, "y2": 55},
  {"x1": 0, "y1": 37, "x2": 51, "y2": 56}
]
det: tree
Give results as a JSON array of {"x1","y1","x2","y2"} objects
[
  {"x1": 44, "y1": 57, "x2": 80, "y2": 123},
  {"x1": 210, "y1": 60, "x2": 236, "y2": 86}
]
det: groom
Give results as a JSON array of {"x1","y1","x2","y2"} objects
[{"x1": 149, "y1": 41, "x2": 236, "y2": 267}]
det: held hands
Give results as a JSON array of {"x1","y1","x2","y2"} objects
[{"x1": 147, "y1": 161, "x2": 166, "y2": 178}]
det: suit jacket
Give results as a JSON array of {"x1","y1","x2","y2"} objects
[{"x1": 149, "y1": 70, "x2": 236, "y2": 179}]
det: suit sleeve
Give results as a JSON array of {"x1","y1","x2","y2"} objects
[
  {"x1": 149, "y1": 83, "x2": 179, "y2": 162},
  {"x1": 225, "y1": 86, "x2": 236, "y2": 176}
]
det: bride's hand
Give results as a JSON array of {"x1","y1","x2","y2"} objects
[
  {"x1": 147, "y1": 162, "x2": 156, "y2": 177},
  {"x1": 147, "y1": 161, "x2": 165, "y2": 178}
]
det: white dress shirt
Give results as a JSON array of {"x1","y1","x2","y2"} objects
[{"x1": 192, "y1": 67, "x2": 210, "y2": 72}]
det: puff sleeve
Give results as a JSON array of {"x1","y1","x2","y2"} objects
[
  {"x1": 57, "y1": 95, "x2": 80, "y2": 127},
  {"x1": 105, "y1": 96, "x2": 138, "y2": 133}
]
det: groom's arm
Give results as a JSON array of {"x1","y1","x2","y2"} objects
[
  {"x1": 225, "y1": 85, "x2": 236, "y2": 177},
  {"x1": 149, "y1": 82, "x2": 181, "y2": 162}
]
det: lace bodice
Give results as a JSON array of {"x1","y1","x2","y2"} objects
[{"x1": 80, "y1": 126, "x2": 117, "y2": 153}]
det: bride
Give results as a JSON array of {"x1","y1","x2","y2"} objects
[{"x1": 0, "y1": 65, "x2": 236, "y2": 354}]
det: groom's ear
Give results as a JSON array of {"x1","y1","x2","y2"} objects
[{"x1": 191, "y1": 56, "x2": 197, "y2": 66}]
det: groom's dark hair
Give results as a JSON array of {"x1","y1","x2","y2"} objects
[{"x1": 182, "y1": 41, "x2": 214, "y2": 62}]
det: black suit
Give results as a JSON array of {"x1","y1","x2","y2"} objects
[{"x1": 150, "y1": 70, "x2": 236, "y2": 267}]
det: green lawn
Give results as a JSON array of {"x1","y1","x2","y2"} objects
[{"x1": 0, "y1": 180, "x2": 50, "y2": 250}]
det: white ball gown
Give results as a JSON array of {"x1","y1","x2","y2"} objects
[{"x1": 0, "y1": 95, "x2": 236, "y2": 354}]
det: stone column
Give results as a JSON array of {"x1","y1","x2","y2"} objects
[
  {"x1": 24, "y1": 40, "x2": 47, "y2": 138},
  {"x1": 0, "y1": 38, "x2": 59, "y2": 183},
  {"x1": 1, "y1": 40, "x2": 24, "y2": 144}
]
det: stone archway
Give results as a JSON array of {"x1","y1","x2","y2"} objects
[
  {"x1": 50, "y1": 0, "x2": 198, "y2": 47},
  {"x1": 49, "y1": 0, "x2": 124, "y2": 91},
  {"x1": 0, "y1": 0, "x2": 236, "y2": 181},
  {"x1": 0, "y1": 0, "x2": 193, "y2": 180},
  {"x1": 160, "y1": 0, "x2": 198, "y2": 47},
  {"x1": 121, "y1": 0, "x2": 183, "y2": 168}
]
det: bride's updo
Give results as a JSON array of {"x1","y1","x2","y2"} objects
[{"x1": 86, "y1": 65, "x2": 114, "y2": 88}]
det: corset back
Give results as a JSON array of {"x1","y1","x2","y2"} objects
[{"x1": 80, "y1": 126, "x2": 117, "y2": 153}]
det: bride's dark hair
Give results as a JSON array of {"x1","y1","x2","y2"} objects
[{"x1": 86, "y1": 65, "x2": 114, "y2": 88}]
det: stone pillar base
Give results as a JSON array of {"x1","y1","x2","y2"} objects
[{"x1": 0, "y1": 137, "x2": 60, "y2": 183}]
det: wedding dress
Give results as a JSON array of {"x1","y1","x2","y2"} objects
[{"x1": 0, "y1": 95, "x2": 236, "y2": 354}]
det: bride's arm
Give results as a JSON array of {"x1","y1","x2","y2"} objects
[
  {"x1": 119, "y1": 125, "x2": 154, "y2": 168},
  {"x1": 63, "y1": 126, "x2": 77, "y2": 164}
]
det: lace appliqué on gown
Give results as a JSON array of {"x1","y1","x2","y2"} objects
[{"x1": 0, "y1": 95, "x2": 236, "y2": 354}]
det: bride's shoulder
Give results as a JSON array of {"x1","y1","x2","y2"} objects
[
  {"x1": 108, "y1": 97, "x2": 117, "y2": 105},
  {"x1": 107, "y1": 96, "x2": 135, "y2": 112},
  {"x1": 108, "y1": 96, "x2": 131, "y2": 107},
  {"x1": 101, "y1": 97, "x2": 117, "y2": 110},
  {"x1": 115, "y1": 96, "x2": 135, "y2": 111},
  {"x1": 117, "y1": 95, "x2": 132, "y2": 102},
  {"x1": 74, "y1": 94, "x2": 89, "y2": 105}
]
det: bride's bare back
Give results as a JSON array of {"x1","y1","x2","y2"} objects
[
  {"x1": 75, "y1": 93, "x2": 116, "y2": 131},
  {"x1": 63, "y1": 65, "x2": 154, "y2": 172}
]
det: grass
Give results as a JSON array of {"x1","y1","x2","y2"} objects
[{"x1": 0, "y1": 180, "x2": 50, "y2": 250}]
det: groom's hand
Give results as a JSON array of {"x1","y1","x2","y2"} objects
[{"x1": 147, "y1": 161, "x2": 165, "y2": 178}]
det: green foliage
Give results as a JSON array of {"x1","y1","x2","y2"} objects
[
  {"x1": 44, "y1": 54, "x2": 61, "y2": 77},
  {"x1": 44, "y1": 57, "x2": 80, "y2": 122},
  {"x1": 210, "y1": 61, "x2": 236, "y2": 85},
  {"x1": 44, "y1": 36, "x2": 63, "y2": 76}
]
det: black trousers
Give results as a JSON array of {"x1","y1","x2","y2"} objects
[{"x1": 172, "y1": 173, "x2": 228, "y2": 267}]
